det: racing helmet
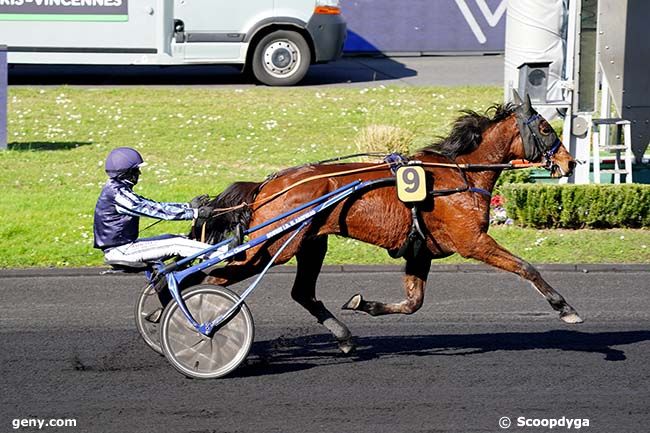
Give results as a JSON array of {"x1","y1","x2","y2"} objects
[{"x1": 105, "y1": 147, "x2": 146, "y2": 179}]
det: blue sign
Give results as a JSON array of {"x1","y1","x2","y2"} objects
[{"x1": 342, "y1": 0, "x2": 506, "y2": 53}]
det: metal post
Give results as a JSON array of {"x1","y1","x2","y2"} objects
[
  {"x1": 592, "y1": 124, "x2": 601, "y2": 183},
  {"x1": 563, "y1": 0, "x2": 593, "y2": 184},
  {"x1": 0, "y1": 45, "x2": 7, "y2": 151},
  {"x1": 622, "y1": 121, "x2": 633, "y2": 184}
]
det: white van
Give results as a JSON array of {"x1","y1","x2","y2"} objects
[{"x1": 0, "y1": 0, "x2": 346, "y2": 86}]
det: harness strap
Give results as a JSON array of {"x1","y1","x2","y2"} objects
[
  {"x1": 524, "y1": 113, "x2": 542, "y2": 125},
  {"x1": 388, "y1": 205, "x2": 427, "y2": 259},
  {"x1": 386, "y1": 154, "x2": 427, "y2": 259},
  {"x1": 384, "y1": 153, "x2": 410, "y2": 174},
  {"x1": 468, "y1": 187, "x2": 492, "y2": 197},
  {"x1": 546, "y1": 138, "x2": 562, "y2": 158}
]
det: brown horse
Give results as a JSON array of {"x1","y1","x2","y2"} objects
[{"x1": 194, "y1": 92, "x2": 582, "y2": 353}]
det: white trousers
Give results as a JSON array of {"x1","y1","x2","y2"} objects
[{"x1": 104, "y1": 235, "x2": 227, "y2": 263}]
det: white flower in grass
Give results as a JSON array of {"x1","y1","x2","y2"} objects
[{"x1": 262, "y1": 120, "x2": 278, "y2": 130}]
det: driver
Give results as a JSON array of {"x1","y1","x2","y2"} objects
[{"x1": 93, "y1": 147, "x2": 226, "y2": 265}]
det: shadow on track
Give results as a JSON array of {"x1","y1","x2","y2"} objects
[
  {"x1": 8, "y1": 57, "x2": 416, "y2": 86},
  {"x1": 234, "y1": 330, "x2": 650, "y2": 377}
]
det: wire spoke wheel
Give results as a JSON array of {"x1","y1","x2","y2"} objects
[
  {"x1": 160, "y1": 285, "x2": 254, "y2": 379},
  {"x1": 134, "y1": 283, "x2": 163, "y2": 355}
]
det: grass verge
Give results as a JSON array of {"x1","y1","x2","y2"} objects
[{"x1": 1, "y1": 86, "x2": 648, "y2": 268}]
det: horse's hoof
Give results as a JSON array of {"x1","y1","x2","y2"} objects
[
  {"x1": 560, "y1": 311, "x2": 584, "y2": 324},
  {"x1": 338, "y1": 338, "x2": 356, "y2": 354},
  {"x1": 342, "y1": 294, "x2": 362, "y2": 310}
]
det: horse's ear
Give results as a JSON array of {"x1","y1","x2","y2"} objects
[
  {"x1": 524, "y1": 93, "x2": 533, "y2": 112},
  {"x1": 512, "y1": 89, "x2": 523, "y2": 106}
]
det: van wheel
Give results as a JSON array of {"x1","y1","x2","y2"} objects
[{"x1": 251, "y1": 30, "x2": 311, "y2": 86}]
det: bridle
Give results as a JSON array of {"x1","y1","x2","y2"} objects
[{"x1": 516, "y1": 110, "x2": 562, "y2": 170}]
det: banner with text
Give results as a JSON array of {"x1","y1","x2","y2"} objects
[{"x1": 0, "y1": 0, "x2": 128, "y2": 21}]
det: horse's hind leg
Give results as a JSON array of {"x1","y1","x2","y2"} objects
[
  {"x1": 291, "y1": 236, "x2": 355, "y2": 354},
  {"x1": 342, "y1": 253, "x2": 431, "y2": 316},
  {"x1": 460, "y1": 233, "x2": 583, "y2": 323}
]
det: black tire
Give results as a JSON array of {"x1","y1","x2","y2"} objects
[
  {"x1": 160, "y1": 285, "x2": 254, "y2": 379},
  {"x1": 134, "y1": 283, "x2": 163, "y2": 355},
  {"x1": 251, "y1": 30, "x2": 311, "y2": 86}
]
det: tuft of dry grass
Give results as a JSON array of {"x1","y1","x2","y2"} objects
[{"x1": 354, "y1": 124, "x2": 415, "y2": 157}]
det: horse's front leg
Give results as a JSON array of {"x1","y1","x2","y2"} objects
[
  {"x1": 459, "y1": 233, "x2": 583, "y2": 323},
  {"x1": 342, "y1": 253, "x2": 431, "y2": 316},
  {"x1": 292, "y1": 236, "x2": 355, "y2": 354}
]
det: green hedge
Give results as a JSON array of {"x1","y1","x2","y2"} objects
[{"x1": 500, "y1": 184, "x2": 650, "y2": 228}]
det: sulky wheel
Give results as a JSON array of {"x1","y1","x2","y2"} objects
[
  {"x1": 134, "y1": 283, "x2": 163, "y2": 355},
  {"x1": 160, "y1": 285, "x2": 254, "y2": 379}
]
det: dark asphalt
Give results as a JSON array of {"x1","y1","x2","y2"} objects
[
  {"x1": 8, "y1": 55, "x2": 504, "y2": 88},
  {"x1": 1, "y1": 267, "x2": 649, "y2": 433}
]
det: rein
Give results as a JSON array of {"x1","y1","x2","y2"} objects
[
  {"x1": 142, "y1": 154, "x2": 544, "y2": 240},
  {"x1": 207, "y1": 157, "x2": 544, "y2": 216}
]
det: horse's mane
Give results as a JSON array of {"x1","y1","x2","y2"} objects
[{"x1": 420, "y1": 103, "x2": 516, "y2": 159}]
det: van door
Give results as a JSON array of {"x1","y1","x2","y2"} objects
[
  {"x1": 174, "y1": 0, "x2": 274, "y2": 61},
  {"x1": 1, "y1": 1, "x2": 159, "y2": 64}
]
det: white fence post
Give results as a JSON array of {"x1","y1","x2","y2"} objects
[{"x1": 0, "y1": 45, "x2": 7, "y2": 150}]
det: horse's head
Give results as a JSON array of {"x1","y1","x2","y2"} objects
[{"x1": 512, "y1": 90, "x2": 576, "y2": 178}]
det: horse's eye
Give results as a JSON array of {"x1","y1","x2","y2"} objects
[{"x1": 539, "y1": 122, "x2": 552, "y2": 136}]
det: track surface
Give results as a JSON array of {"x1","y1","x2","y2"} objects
[
  {"x1": 8, "y1": 55, "x2": 504, "y2": 88},
  {"x1": 1, "y1": 267, "x2": 649, "y2": 432}
]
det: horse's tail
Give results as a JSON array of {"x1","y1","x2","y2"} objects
[{"x1": 191, "y1": 181, "x2": 262, "y2": 244}]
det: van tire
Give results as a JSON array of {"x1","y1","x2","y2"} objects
[{"x1": 251, "y1": 30, "x2": 311, "y2": 86}]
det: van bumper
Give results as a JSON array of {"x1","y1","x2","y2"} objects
[{"x1": 306, "y1": 14, "x2": 347, "y2": 63}]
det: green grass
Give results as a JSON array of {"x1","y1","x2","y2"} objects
[
  {"x1": 1, "y1": 86, "x2": 649, "y2": 268},
  {"x1": 327, "y1": 227, "x2": 650, "y2": 265}
]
